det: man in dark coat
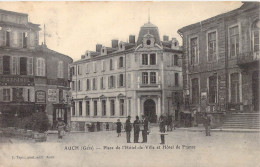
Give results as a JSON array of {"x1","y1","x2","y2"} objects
[
  {"x1": 203, "y1": 114, "x2": 211, "y2": 136},
  {"x1": 133, "y1": 116, "x2": 141, "y2": 143},
  {"x1": 159, "y1": 115, "x2": 166, "y2": 144},
  {"x1": 125, "y1": 116, "x2": 132, "y2": 143},
  {"x1": 141, "y1": 115, "x2": 149, "y2": 143}
]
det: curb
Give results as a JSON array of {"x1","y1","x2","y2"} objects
[{"x1": 176, "y1": 128, "x2": 260, "y2": 133}]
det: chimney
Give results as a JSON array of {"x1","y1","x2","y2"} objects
[
  {"x1": 112, "y1": 39, "x2": 118, "y2": 48},
  {"x1": 96, "y1": 44, "x2": 102, "y2": 52},
  {"x1": 163, "y1": 35, "x2": 169, "y2": 41},
  {"x1": 129, "y1": 35, "x2": 135, "y2": 44}
]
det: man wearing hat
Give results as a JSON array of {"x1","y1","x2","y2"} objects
[{"x1": 125, "y1": 116, "x2": 132, "y2": 143}]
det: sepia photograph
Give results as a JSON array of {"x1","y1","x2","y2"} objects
[{"x1": 0, "y1": 1, "x2": 259, "y2": 167}]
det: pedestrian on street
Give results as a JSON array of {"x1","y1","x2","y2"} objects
[
  {"x1": 116, "y1": 119, "x2": 122, "y2": 137},
  {"x1": 56, "y1": 118, "x2": 65, "y2": 142},
  {"x1": 167, "y1": 115, "x2": 173, "y2": 131},
  {"x1": 125, "y1": 116, "x2": 132, "y2": 143},
  {"x1": 141, "y1": 115, "x2": 149, "y2": 143},
  {"x1": 133, "y1": 116, "x2": 141, "y2": 143},
  {"x1": 159, "y1": 115, "x2": 167, "y2": 144},
  {"x1": 203, "y1": 113, "x2": 211, "y2": 136}
]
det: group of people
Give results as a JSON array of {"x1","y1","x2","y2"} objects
[{"x1": 118, "y1": 115, "x2": 149, "y2": 143}]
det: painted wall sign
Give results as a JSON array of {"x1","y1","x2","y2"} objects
[{"x1": 48, "y1": 89, "x2": 58, "y2": 102}]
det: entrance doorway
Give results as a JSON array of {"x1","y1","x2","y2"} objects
[
  {"x1": 144, "y1": 99, "x2": 157, "y2": 123},
  {"x1": 252, "y1": 71, "x2": 259, "y2": 111}
]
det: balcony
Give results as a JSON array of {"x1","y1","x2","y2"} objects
[
  {"x1": 237, "y1": 51, "x2": 259, "y2": 67},
  {"x1": 139, "y1": 84, "x2": 161, "y2": 89}
]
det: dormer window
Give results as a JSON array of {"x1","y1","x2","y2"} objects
[
  {"x1": 102, "y1": 49, "x2": 105, "y2": 53},
  {"x1": 146, "y1": 39, "x2": 151, "y2": 45}
]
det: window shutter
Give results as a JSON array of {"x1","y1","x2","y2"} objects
[
  {"x1": 103, "y1": 76, "x2": 106, "y2": 89},
  {"x1": 117, "y1": 74, "x2": 120, "y2": 87},
  {"x1": 0, "y1": 88, "x2": 3, "y2": 101},
  {"x1": 115, "y1": 60, "x2": 117, "y2": 69},
  {"x1": 19, "y1": 32, "x2": 23, "y2": 47},
  {"x1": 0, "y1": 30, "x2": 5, "y2": 46},
  {"x1": 23, "y1": 88, "x2": 28, "y2": 102},
  {"x1": 0, "y1": 56, "x2": 2, "y2": 74},
  {"x1": 43, "y1": 59, "x2": 46, "y2": 76},
  {"x1": 17, "y1": 57, "x2": 20, "y2": 75},
  {"x1": 10, "y1": 31, "x2": 14, "y2": 47}
]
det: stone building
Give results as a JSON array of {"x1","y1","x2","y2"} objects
[
  {"x1": 178, "y1": 2, "x2": 259, "y2": 125},
  {"x1": 0, "y1": 9, "x2": 73, "y2": 128},
  {"x1": 69, "y1": 21, "x2": 182, "y2": 131}
]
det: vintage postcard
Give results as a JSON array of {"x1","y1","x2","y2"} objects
[{"x1": 0, "y1": 1, "x2": 259, "y2": 167}]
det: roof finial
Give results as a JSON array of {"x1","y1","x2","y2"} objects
[
  {"x1": 148, "y1": 8, "x2": 150, "y2": 23},
  {"x1": 44, "y1": 24, "x2": 46, "y2": 47}
]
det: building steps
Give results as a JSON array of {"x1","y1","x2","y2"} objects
[{"x1": 221, "y1": 113, "x2": 260, "y2": 129}]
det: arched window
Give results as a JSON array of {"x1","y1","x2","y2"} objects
[{"x1": 252, "y1": 20, "x2": 260, "y2": 52}]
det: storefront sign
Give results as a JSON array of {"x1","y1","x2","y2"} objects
[
  {"x1": 48, "y1": 89, "x2": 58, "y2": 102},
  {"x1": 36, "y1": 91, "x2": 46, "y2": 103},
  {"x1": 0, "y1": 76, "x2": 34, "y2": 86}
]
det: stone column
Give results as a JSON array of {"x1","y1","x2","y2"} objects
[
  {"x1": 158, "y1": 96, "x2": 161, "y2": 117},
  {"x1": 137, "y1": 96, "x2": 141, "y2": 117}
]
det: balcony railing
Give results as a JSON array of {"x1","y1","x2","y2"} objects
[{"x1": 237, "y1": 51, "x2": 259, "y2": 66}]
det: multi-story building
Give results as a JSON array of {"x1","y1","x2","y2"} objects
[
  {"x1": 0, "y1": 9, "x2": 73, "y2": 128},
  {"x1": 178, "y1": 2, "x2": 259, "y2": 124},
  {"x1": 70, "y1": 21, "x2": 182, "y2": 131}
]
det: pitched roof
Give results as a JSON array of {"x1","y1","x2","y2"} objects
[{"x1": 137, "y1": 22, "x2": 161, "y2": 46}]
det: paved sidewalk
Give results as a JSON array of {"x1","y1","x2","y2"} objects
[{"x1": 177, "y1": 127, "x2": 260, "y2": 133}]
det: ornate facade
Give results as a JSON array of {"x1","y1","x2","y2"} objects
[{"x1": 70, "y1": 21, "x2": 182, "y2": 131}]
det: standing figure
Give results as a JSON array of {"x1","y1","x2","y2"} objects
[
  {"x1": 125, "y1": 116, "x2": 132, "y2": 143},
  {"x1": 203, "y1": 114, "x2": 211, "y2": 136},
  {"x1": 133, "y1": 116, "x2": 141, "y2": 143},
  {"x1": 116, "y1": 119, "x2": 122, "y2": 137},
  {"x1": 56, "y1": 118, "x2": 65, "y2": 142},
  {"x1": 141, "y1": 115, "x2": 149, "y2": 143},
  {"x1": 159, "y1": 115, "x2": 166, "y2": 144}
]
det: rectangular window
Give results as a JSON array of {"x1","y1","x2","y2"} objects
[
  {"x1": 78, "y1": 80, "x2": 81, "y2": 91},
  {"x1": 119, "y1": 57, "x2": 124, "y2": 68},
  {"x1": 86, "y1": 79, "x2": 90, "y2": 90},
  {"x1": 94, "y1": 100, "x2": 97, "y2": 116},
  {"x1": 142, "y1": 54, "x2": 148, "y2": 65},
  {"x1": 86, "y1": 101, "x2": 90, "y2": 116},
  {"x1": 12, "y1": 88, "x2": 23, "y2": 102},
  {"x1": 119, "y1": 74, "x2": 124, "y2": 87},
  {"x1": 174, "y1": 55, "x2": 178, "y2": 66},
  {"x1": 100, "y1": 77, "x2": 104, "y2": 89},
  {"x1": 85, "y1": 64, "x2": 89, "y2": 74},
  {"x1": 190, "y1": 37, "x2": 198, "y2": 65},
  {"x1": 229, "y1": 26, "x2": 239, "y2": 57},
  {"x1": 12, "y1": 57, "x2": 19, "y2": 75},
  {"x1": 209, "y1": 75, "x2": 217, "y2": 103},
  {"x1": 208, "y1": 31, "x2": 217, "y2": 61},
  {"x1": 175, "y1": 73, "x2": 179, "y2": 86},
  {"x1": 191, "y1": 78, "x2": 199, "y2": 104},
  {"x1": 3, "y1": 89, "x2": 10, "y2": 101},
  {"x1": 150, "y1": 72, "x2": 156, "y2": 84},
  {"x1": 102, "y1": 100, "x2": 106, "y2": 116},
  {"x1": 20, "y1": 57, "x2": 27, "y2": 75},
  {"x1": 79, "y1": 101, "x2": 82, "y2": 116},
  {"x1": 142, "y1": 72, "x2": 148, "y2": 84},
  {"x1": 58, "y1": 61, "x2": 64, "y2": 78},
  {"x1": 231, "y1": 73, "x2": 240, "y2": 103},
  {"x1": 120, "y1": 99, "x2": 125, "y2": 116},
  {"x1": 0, "y1": 56, "x2": 3, "y2": 74},
  {"x1": 78, "y1": 65, "x2": 82, "y2": 75},
  {"x1": 109, "y1": 76, "x2": 115, "y2": 88},
  {"x1": 110, "y1": 99, "x2": 115, "y2": 116},
  {"x1": 72, "y1": 81, "x2": 75, "y2": 91},
  {"x1": 6, "y1": 31, "x2": 10, "y2": 47},
  {"x1": 92, "y1": 78, "x2": 96, "y2": 90},
  {"x1": 22, "y1": 32, "x2": 27, "y2": 48},
  {"x1": 110, "y1": 59, "x2": 113, "y2": 70},
  {"x1": 3, "y1": 56, "x2": 10, "y2": 74},
  {"x1": 36, "y1": 58, "x2": 45, "y2": 76},
  {"x1": 28, "y1": 89, "x2": 30, "y2": 101},
  {"x1": 102, "y1": 60, "x2": 105, "y2": 71},
  {"x1": 150, "y1": 53, "x2": 156, "y2": 65},
  {"x1": 27, "y1": 57, "x2": 33, "y2": 75}
]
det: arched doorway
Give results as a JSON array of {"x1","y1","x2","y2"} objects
[
  {"x1": 252, "y1": 71, "x2": 259, "y2": 111},
  {"x1": 144, "y1": 99, "x2": 157, "y2": 123}
]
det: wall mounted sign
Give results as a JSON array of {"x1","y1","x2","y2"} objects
[
  {"x1": 35, "y1": 90, "x2": 46, "y2": 103},
  {"x1": 48, "y1": 89, "x2": 58, "y2": 102}
]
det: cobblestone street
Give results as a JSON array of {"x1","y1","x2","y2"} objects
[{"x1": 1, "y1": 127, "x2": 260, "y2": 167}]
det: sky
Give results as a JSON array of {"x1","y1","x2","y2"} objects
[{"x1": 0, "y1": 1, "x2": 242, "y2": 61}]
